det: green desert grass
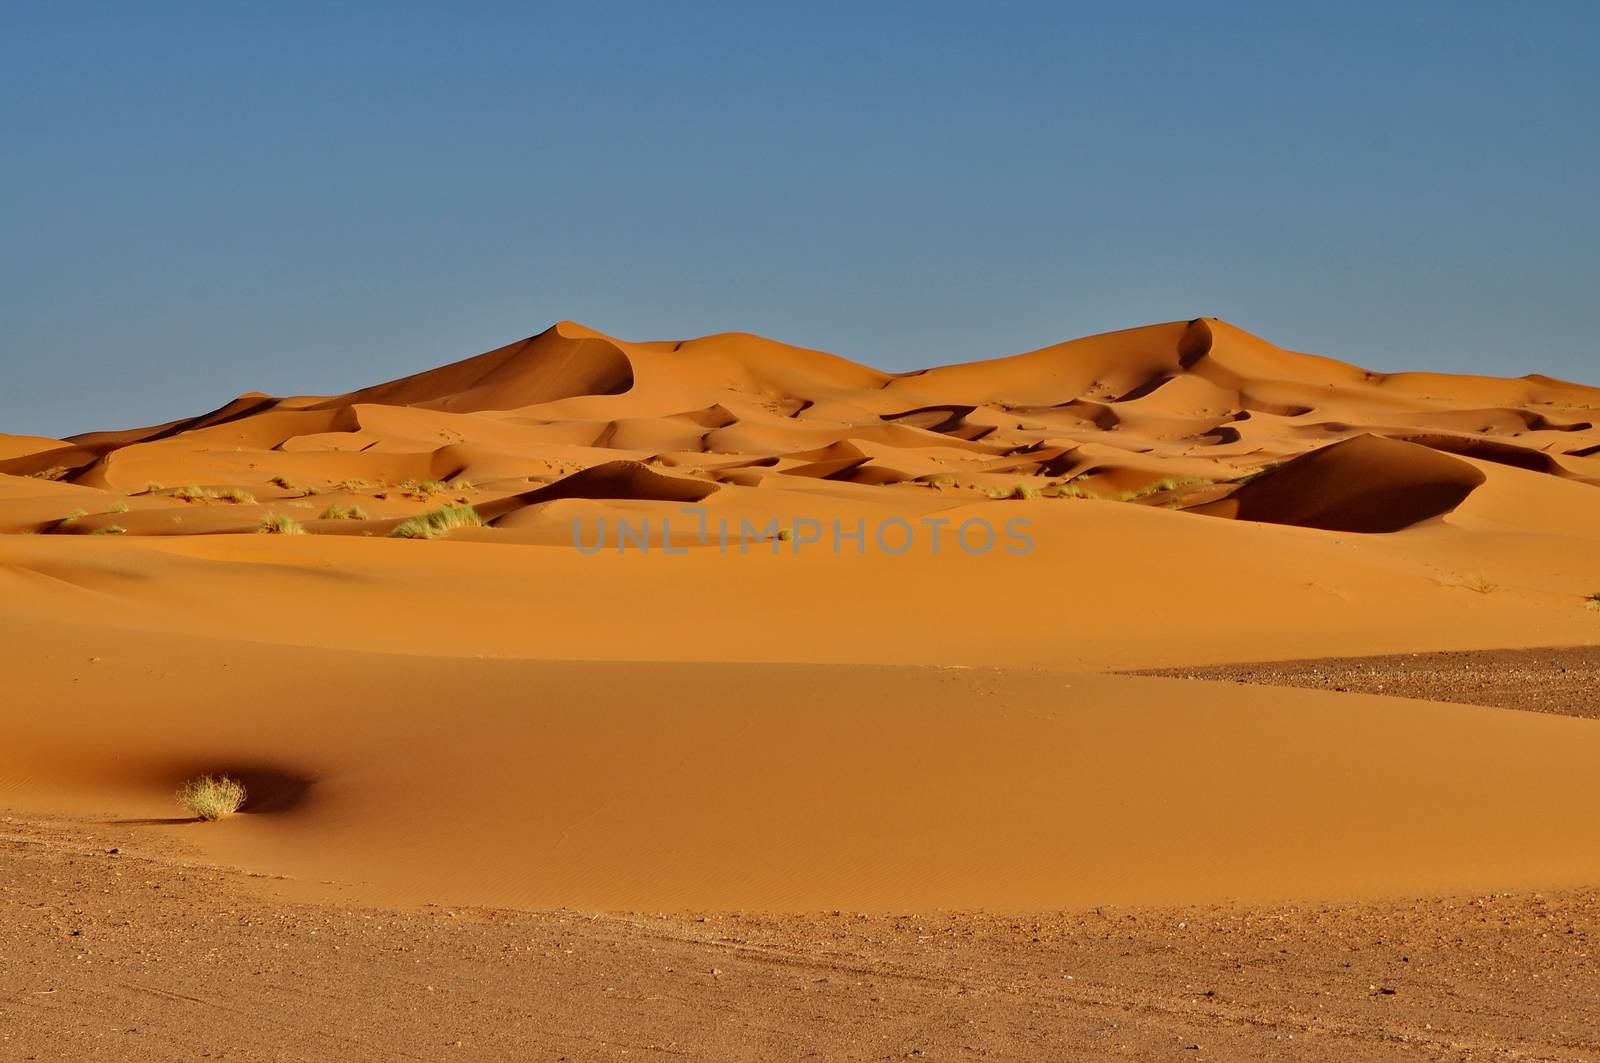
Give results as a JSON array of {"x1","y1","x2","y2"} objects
[
  {"x1": 319, "y1": 503, "x2": 369, "y2": 520},
  {"x1": 110, "y1": 500, "x2": 130, "y2": 514},
  {"x1": 176, "y1": 775, "x2": 246, "y2": 821},
  {"x1": 389, "y1": 503, "x2": 483, "y2": 540},
  {"x1": 257, "y1": 514, "x2": 306, "y2": 535}
]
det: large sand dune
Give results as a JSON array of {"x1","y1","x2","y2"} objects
[
  {"x1": 3, "y1": 317, "x2": 1596, "y2": 540},
  {"x1": 2, "y1": 318, "x2": 1598, "y2": 912}
]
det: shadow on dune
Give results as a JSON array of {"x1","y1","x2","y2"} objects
[
  {"x1": 111, "y1": 765, "x2": 318, "y2": 821},
  {"x1": 1194, "y1": 434, "x2": 1486, "y2": 533}
]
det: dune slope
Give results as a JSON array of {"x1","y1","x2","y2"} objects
[{"x1": 8, "y1": 616, "x2": 1600, "y2": 911}]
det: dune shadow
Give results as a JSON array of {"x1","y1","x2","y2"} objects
[
  {"x1": 95, "y1": 766, "x2": 316, "y2": 825},
  {"x1": 225, "y1": 768, "x2": 316, "y2": 814},
  {"x1": 158, "y1": 764, "x2": 318, "y2": 816}
]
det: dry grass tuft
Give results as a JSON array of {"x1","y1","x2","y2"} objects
[
  {"x1": 397, "y1": 479, "x2": 450, "y2": 500},
  {"x1": 176, "y1": 775, "x2": 246, "y2": 821},
  {"x1": 1055, "y1": 481, "x2": 1099, "y2": 500},
  {"x1": 319, "y1": 503, "x2": 368, "y2": 520},
  {"x1": 389, "y1": 504, "x2": 483, "y2": 540},
  {"x1": 257, "y1": 514, "x2": 306, "y2": 535},
  {"x1": 1119, "y1": 477, "x2": 1208, "y2": 502}
]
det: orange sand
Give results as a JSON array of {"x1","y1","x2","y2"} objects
[{"x1": 2, "y1": 317, "x2": 1597, "y2": 910}]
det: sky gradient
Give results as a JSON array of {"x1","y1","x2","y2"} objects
[{"x1": 3, "y1": 1, "x2": 1597, "y2": 437}]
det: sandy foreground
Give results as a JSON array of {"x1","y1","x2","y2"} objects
[
  {"x1": 6, "y1": 813, "x2": 1599, "y2": 1062},
  {"x1": 3, "y1": 318, "x2": 1599, "y2": 1058}
]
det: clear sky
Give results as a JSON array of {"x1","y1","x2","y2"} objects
[{"x1": 3, "y1": 2, "x2": 1596, "y2": 437}]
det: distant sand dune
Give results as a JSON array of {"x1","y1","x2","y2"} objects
[{"x1": 1, "y1": 316, "x2": 1593, "y2": 526}]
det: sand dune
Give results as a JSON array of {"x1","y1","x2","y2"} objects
[
  {"x1": 9, "y1": 616, "x2": 1600, "y2": 912},
  {"x1": 3, "y1": 316, "x2": 1599, "y2": 914},
  {"x1": 1192, "y1": 434, "x2": 1488, "y2": 532},
  {"x1": 2, "y1": 316, "x2": 1594, "y2": 534}
]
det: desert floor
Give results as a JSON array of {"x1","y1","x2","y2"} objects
[
  {"x1": 4, "y1": 318, "x2": 1599, "y2": 1058},
  {"x1": 6, "y1": 650, "x2": 1600, "y2": 1062}
]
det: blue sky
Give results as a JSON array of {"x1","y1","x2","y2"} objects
[{"x1": 3, "y1": 2, "x2": 1597, "y2": 436}]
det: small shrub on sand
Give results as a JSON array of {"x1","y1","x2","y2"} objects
[
  {"x1": 1010, "y1": 484, "x2": 1041, "y2": 501},
  {"x1": 217, "y1": 487, "x2": 256, "y2": 505},
  {"x1": 397, "y1": 479, "x2": 449, "y2": 500},
  {"x1": 389, "y1": 504, "x2": 483, "y2": 540},
  {"x1": 1466, "y1": 574, "x2": 1495, "y2": 595},
  {"x1": 61, "y1": 508, "x2": 88, "y2": 524},
  {"x1": 1055, "y1": 481, "x2": 1099, "y2": 500},
  {"x1": 257, "y1": 514, "x2": 306, "y2": 535},
  {"x1": 1586, "y1": 592, "x2": 1600, "y2": 612},
  {"x1": 319, "y1": 503, "x2": 368, "y2": 520},
  {"x1": 143, "y1": 482, "x2": 165, "y2": 494},
  {"x1": 268, "y1": 475, "x2": 298, "y2": 491},
  {"x1": 110, "y1": 500, "x2": 130, "y2": 514},
  {"x1": 176, "y1": 775, "x2": 246, "y2": 821},
  {"x1": 91, "y1": 524, "x2": 127, "y2": 536},
  {"x1": 170, "y1": 485, "x2": 209, "y2": 502},
  {"x1": 334, "y1": 478, "x2": 373, "y2": 492}
]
